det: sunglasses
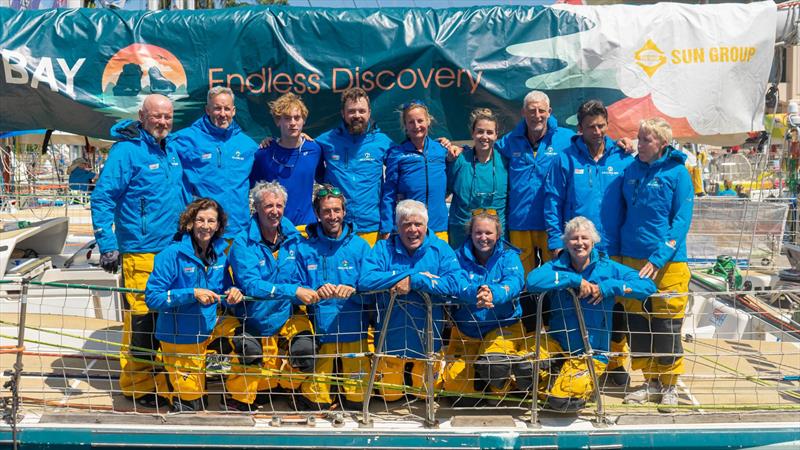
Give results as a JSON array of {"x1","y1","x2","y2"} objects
[
  {"x1": 471, "y1": 208, "x2": 498, "y2": 217},
  {"x1": 315, "y1": 186, "x2": 343, "y2": 199},
  {"x1": 401, "y1": 99, "x2": 426, "y2": 110}
]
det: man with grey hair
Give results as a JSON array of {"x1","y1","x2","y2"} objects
[
  {"x1": 172, "y1": 86, "x2": 258, "y2": 239},
  {"x1": 495, "y1": 90, "x2": 575, "y2": 273},
  {"x1": 91, "y1": 93, "x2": 189, "y2": 409},
  {"x1": 225, "y1": 181, "x2": 321, "y2": 411},
  {"x1": 359, "y1": 199, "x2": 467, "y2": 401}
]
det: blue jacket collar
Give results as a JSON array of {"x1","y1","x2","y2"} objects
[
  {"x1": 110, "y1": 120, "x2": 163, "y2": 149},
  {"x1": 391, "y1": 229, "x2": 434, "y2": 257},
  {"x1": 552, "y1": 247, "x2": 601, "y2": 273},
  {"x1": 639, "y1": 144, "x2": 686, "y2": 168},
  {"x1": 246, "y1": 215, "x2": 301, "y2": 246},
  {"x1": 458, "y1": 238, "x2": 507, "y2": 269},
  {"x1": 571, "y1": 134, "x2": 622, "y2": 162},
  {"x1": 306, "y1": 221, "x2": 355, "y2": 244},
  {"x1": 175, "y1": 233, "x2": 227, "y2": 264},
  {"x1": 510, "y1": 115, "x2": 559, "y2": 144},
  {"x1": 197, "y1": 114, "x2": 239, "y2": 140},
  {"x1": 335, "y1": 120, "x2": 379, "y2": 138}
]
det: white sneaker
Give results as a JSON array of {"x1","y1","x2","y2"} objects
[
  {"x1": 658, "y1": 385, "x2": 679, "y2": 413},
  {"x1": 623, "y1": 380, "x2": 662, "y2": 404}
]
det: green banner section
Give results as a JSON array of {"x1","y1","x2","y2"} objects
[{"x1": 0, "y1": 6, "x2": 601, "y2": 141}]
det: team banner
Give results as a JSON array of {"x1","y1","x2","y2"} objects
[{"x1": 0, "y1": 3, "x2": 777, "y2": 142}]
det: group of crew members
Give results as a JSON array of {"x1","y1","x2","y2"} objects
[{"x1": 89, "y1": 86, "x2": 693, "y2": 415}]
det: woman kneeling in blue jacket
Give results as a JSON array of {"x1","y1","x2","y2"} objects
[
  {"x1": 442, "y1": 210, "x2": 527, "y2": 405},
  {"x1": 527, "y1": 216, "x2": 655, "y2": 412},
  {"x1": 145, "y1": 198, "x2": 243, "y2": 412}
]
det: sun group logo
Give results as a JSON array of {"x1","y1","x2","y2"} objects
[
  {"x1": 101, "y1": 44, "x2": 188, "y2": 116},
  {"x1": 635, "y1": 38, "x2": 758, "y2": 79},
  {"x1": 634, "y1": 39, "x2": 667, "y2": 78}
]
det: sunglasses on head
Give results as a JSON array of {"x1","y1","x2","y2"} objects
[
  {"x1": 401, "y1": 99, "x2": 426, "y2": 110},
  {"x1": 315, "y1": 186, "x2": 343, "y2": 199},
  {"x1": 472, "y1": 208, "x2": 498, "y2": 217}
]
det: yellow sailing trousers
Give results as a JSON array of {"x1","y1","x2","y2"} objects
[
  {"x1": 442, "y1": 323, "x2": 530, "y2": 396},
  {"x1": 509, "y1": 230, "x2": 551, "y2": 273},
  {"x1": 620, "y1": 257, "x2": 690, "y2": 386},
  {"x1": 539, "y1": 338, "x2": 607, "y2": 401},
  {"x1": 226, "y1": 314, "x2": 316, "y2": 404},
  {"x1": 158, "y1": 316, "x2": 240, "y2": 402},
  {"x1": 305, "y1": 339, "x2": 371, "y2": 404},
  {"x1": 119, "y1": 252, "x2": 167, "y2": 399}
]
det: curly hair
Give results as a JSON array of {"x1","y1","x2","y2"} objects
[
  {"x1": 177, "y1": 197, "x2": 227, "y2": 241},
  {"x1": 269, "y1": 92, "x2": 309, "y2": 121}
]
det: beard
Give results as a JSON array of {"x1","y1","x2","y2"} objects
[{"x1": 347, "y1": 119, "x2": 367, "y2": 135}]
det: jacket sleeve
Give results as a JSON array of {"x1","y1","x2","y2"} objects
[
  {"x1": 145, "y1": 250, "x2": 196, "y2": 312},
  {"x1": 445, "y1": 149, "x2": 466, "y2": 196},
  {"x1": 648, "y1": 167, "x2": 695, "y2": 268},
  {"x1": 485, "y1": 252, "x2": 525, "y2": 307},
  {"x1": 544, "y1": 155, "x2": 567, "y2": 251},
  {"x1": 526, "y1": 262, "x2": 583, "y2": 293},
  {"x1": 229, "y1": 239, "x2": 299, "y2": 301},
  {"x1": 409, "y1": 246, "x2": 469, "y2": 299},
  {"x1": 358, "y1": 242, "x2": 411, "y2": 292},
  {"x1": 379, "y1": 149, "x2": 400, "y2": 234},
  {"x1": 90, "y1": 145, "x2": 132, "y2": 253},
  {"x1": 598, "y1": 261, "x2": 657, "y2": 301}
]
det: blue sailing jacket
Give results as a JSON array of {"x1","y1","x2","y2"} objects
[
  {"x1": 359, "y1": 232, "x2": 467, "y2": 358},
  {"x1": 620, "y1": 146, "x2": 694, "y2": 268},
  {"x1": 544, "y1": 135, "x2": 633, "y2": 256},
  {"x1": 228, "y1": 216, "x2": 304, "y2": 337},
  {"x1": 317, "y1": 122, "x2": 394, "y2": 233},
  {"x1": 379, "y1": 137, "x2": 449, "y2": 234},
  {"x1": 526, "y1": 249, "x2": 656, "y2": 362},
  {"x1": 451, "y1": 240, "x2": 524, "y2": 339},
  {"x1": 250, "y1": 139, "x2": 323, "y2": 227},
  {"x1": 297, "y1": 222, "x2": 372, "y2": 344},
  {"x1": 495, "y1": 116, "x2": 574, "y2": 231},
  {"x1": 145, "y1": 234, "x2": 233, "y2": 344},
  {"x1": 172, "y1": 115, "x2": 258, "y2": 238},
  {"x1": 91, "y1": 120, "x2": 190, "y2": 254}
]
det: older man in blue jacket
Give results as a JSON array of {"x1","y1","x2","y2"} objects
[
  {"x1": 91, "y1": 94, "x2": 189, "y2": 409},
  {"x1": 316, "y1": 88, "x2": 394, "y2": 246},
  {"x1": 226, "y1": 181, "x2": 321, "y2": 411},
  {"x1": 360, "y1": 199, "x2": 467, "y2": 401},
  {"x1": 495, "y1": 90, "x2": 575, "y2": 273},
  {"x1": 172, "y1": 87, "x2": 258, "y2": 240}
]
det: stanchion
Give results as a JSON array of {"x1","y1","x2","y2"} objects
[
  {"x1": 360, "y1": 292, "x2": 397, "y2": 427},
  {"x1": 421, "y1": 292, "x2": 437, "y2": 428},
  {"x1": 568, "y1": 289, "x2": 609, "y2": 426},
  {"x1": 2, "y1": 277, "x2": 30, "y2": 450},
  {"x1": 528, "y1": 292, "x2": 545, "y2": 428}
]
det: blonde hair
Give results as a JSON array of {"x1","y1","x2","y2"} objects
[
  {"x1": 269, "y1": 93, "x2": 309, "y2": 121},
  {"x1": 399, "y1": 101, "x2": 433, "y2": 136},
  {"x1": 639, "y1": 117, "x2": 672, "y2": 146}
]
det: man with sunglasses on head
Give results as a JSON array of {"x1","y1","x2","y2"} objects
[
  {"x1": 91, "y1": 94, "x2": 190, "y2": 410},
  {"x1": 315, "y1": 88, "x2": 394, "y2": 246},
  {"x1": 172, "y1": 86, "x2": 258, "y2": 241},
  {"x1": 295, "y1": 184, "x2": 373, "y2": 410}
]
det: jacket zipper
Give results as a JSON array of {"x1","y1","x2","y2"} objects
[
  {"x1": 140, "y1": 198, "x2": 147, "y2": 235},
  {"x1": 217, "y1": 146, "x2": 222, "y2": 168}
]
